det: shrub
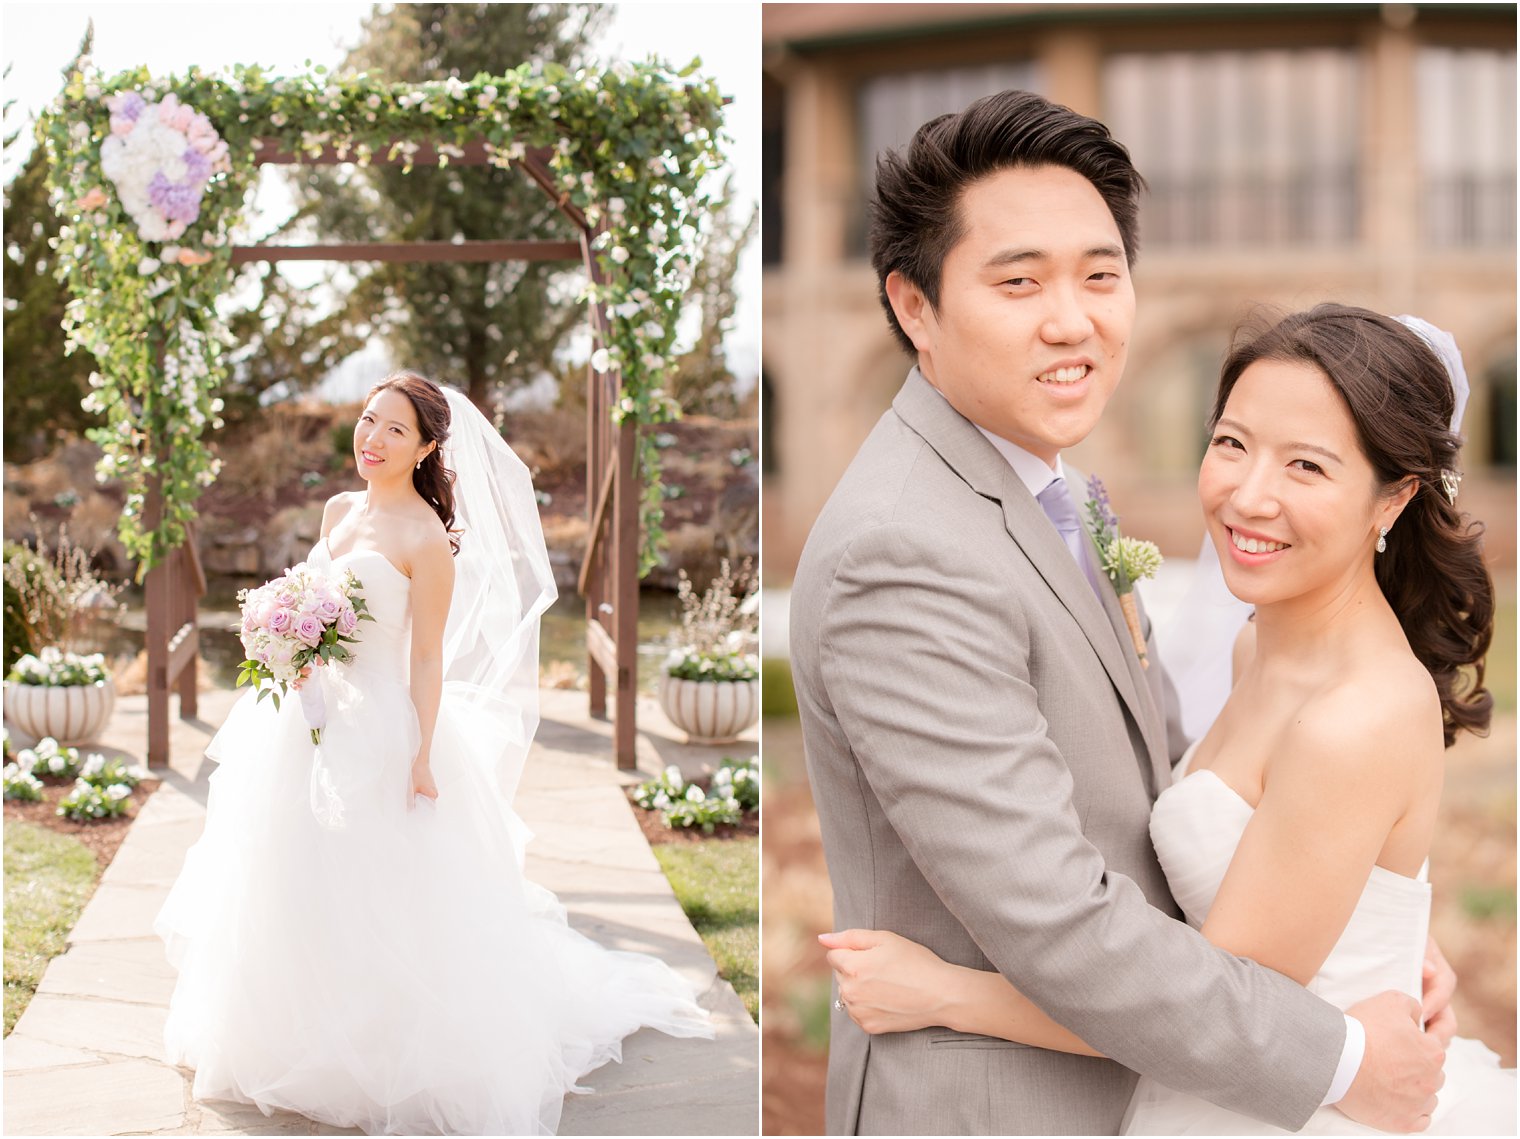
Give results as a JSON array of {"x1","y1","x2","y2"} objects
[{"x1": 56, "y1": 778, "x2": 132, "y2": 821}]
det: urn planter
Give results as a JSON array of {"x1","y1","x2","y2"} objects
[
  {"x1": 659, "y1": 674, "x2": 759, "y2": 745},
  {"x1": 3, "y1": 680, "x2": 116, "y2": 747}
]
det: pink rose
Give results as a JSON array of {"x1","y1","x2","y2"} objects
[
  {"x1": 110, "y1": 117, "x2": 134, "y2": 137},
  {"x1": 313, "y1": 594, "x2": 341, "y2": 621},
  {"x1": 267, "y1": 608, "x2": 293, "y2": 636},
  {"x1": 295, "y1": 615, "x2": 324, "y2": 648},
  {"x1": 336, "y1": 608, "x2": 358, "y2": 636},
  {"x1": 187, "y1": 116, "x2": 218, "y2": 149}
]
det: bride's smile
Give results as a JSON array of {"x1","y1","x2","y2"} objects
[{"x1": 1199, "y1": 357, "x2": 1412, "y2": 612}]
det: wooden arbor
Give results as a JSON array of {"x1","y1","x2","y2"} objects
[{"x1": 146, "y1": 137, "x2": 642, "y2": 769}]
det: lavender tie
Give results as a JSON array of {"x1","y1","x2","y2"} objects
[{"x1": 1036, "y1": 477, "x2": 1104, "y2": 599}]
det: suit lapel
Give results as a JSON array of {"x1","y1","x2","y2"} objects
[
  {"x1": 1070, "y1": 467, "x2": 1172, "y2": 793},
  {"x1": 893, "y1": 372, "x2": 1167, "y2": 793}
]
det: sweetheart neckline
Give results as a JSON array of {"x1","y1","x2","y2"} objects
[
  {"x1": 1165, "y1": 768, "x2": 1431, "y2": 889},
  {"x1": 321, "y1": 535, "x2": 410, "y2": 582}
]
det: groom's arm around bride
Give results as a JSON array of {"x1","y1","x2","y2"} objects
[{"x1": 790, "y1": 89, "x2": 1443, "y2": 1136}]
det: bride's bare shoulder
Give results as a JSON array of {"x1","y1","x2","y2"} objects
[
  {"x1": 320, "y1": 492, "x2": 363, "y2": 535},
  {"x1": 396, "y1": 505, "x2": 452, "y2": 571},
  {"x1": 1286, "y1": 653, "x2": 1443, "y2": 793}
]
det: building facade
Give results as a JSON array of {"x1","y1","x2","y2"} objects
[{"x1": 762, "y1": 3, "x2": 1517, "y2": 575}]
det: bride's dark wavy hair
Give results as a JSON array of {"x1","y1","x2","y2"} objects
[
  {"x1": 1211, "y1": 303, "x2": 1493, "y2": 747},
  {"x1": 366, "y1": 370, "x2": 461, "y2": 557}
]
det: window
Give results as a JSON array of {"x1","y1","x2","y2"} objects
[
  {"x1": 1485, "y1": 352, "x2": 1516, "y2": 470},
  {"x1": 851, "y1": 62, "x2": 1042, "y2": 254},
  {"x1": 1418, "y1": 46, "x2": 1517, "y2": 248},
  {"x1": 1103, "y1": 49, "x2": 1360, "y2": 248}
]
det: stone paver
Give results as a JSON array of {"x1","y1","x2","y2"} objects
[{"x1": 3, "y1": 687, "x2": 758, "y2": 1136}]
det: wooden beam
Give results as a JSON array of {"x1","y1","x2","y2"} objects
[
  {"x1": 166, "y1": 621, "x2": 197, "y2": 679},
  {"x1": 519, "y1": 149, "x2": 591, "y2": 231},
  {"x1": 230, "y1": 240, "x2": 582, "y2": 264},
  {"x1": 577, "y1": 460, "x2": 617, "y2": 597},
  {"x1": 586, "y1": 618, "x2": 619, "y2": 681}
]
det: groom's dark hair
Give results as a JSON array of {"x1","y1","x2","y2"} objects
[{"x1": 869, "y1": 89, "x2": 1146, "y2": 355}]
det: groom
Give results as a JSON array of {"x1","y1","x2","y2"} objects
[{"x1": 790, "y1": 90, "x2": 1447, "y2": 1135}]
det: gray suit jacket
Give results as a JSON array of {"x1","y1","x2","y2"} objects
[{"x1": 790, "y1": 371, "x2": 1345, "y2": 1135}]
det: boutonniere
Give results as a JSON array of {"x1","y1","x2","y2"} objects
[{"x1": 1082, "y1": 476, "x2": 1163, "y2": 669}]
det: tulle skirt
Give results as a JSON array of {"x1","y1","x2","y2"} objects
[
  {"x1": 1124, "y1": 1035, "x2": 1516, "y2": 1135},
  {"x1": 156, "y1": 664, "x2": 712, "y2": 1135}
]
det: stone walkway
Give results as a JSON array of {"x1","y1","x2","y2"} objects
[{"x1": 3, "y1": 688, "x2": 758, "y2": 1136}]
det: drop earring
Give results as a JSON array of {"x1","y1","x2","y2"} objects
[{"x1": 1376, "y1": 526, "x2": 1388, "y2": 554}]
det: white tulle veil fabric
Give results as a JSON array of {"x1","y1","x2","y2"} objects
[
  {"x1": 1157, "y1": 314, "x2": 1470, "y2": 742},
  {"x1": 438, "y1": 386, "x2": 557, "y2": 803}
]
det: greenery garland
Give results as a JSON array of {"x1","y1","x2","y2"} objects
[{"x1": 40, "y1": 55, "x2": 727, "y2": 576}]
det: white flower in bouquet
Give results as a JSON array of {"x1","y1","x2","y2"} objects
[{"x1": 235, "y1": 562, "x2": 374, "y2": 743}]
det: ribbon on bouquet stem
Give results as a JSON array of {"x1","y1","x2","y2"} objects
[{"x1": 298, "y1": 680, "x2": 326, "y2": 746}]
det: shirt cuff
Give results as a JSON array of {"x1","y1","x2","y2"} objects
[{"x1": 1323, "y1": 1014, "x2": 1367, "y2": 1106}]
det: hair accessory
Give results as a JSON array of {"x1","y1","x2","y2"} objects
[
  {"x1": 1439, "y1": 469, "x2": 1461, "y2": 506},
  {"x1": 1393, "y1": 315, "x2": 1469, "y2": 504},
  {"x1": 1377, "y1": 526, "x2": 1389, "y2": 554}
]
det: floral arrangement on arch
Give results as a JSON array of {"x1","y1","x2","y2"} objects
[{"x1": 41, "y1": 56, "x2": 728, "y2": 575}]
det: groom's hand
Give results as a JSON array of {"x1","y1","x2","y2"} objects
[{"x1": 1340, "y1": 991, "x2": 1445, "y2": 1132}]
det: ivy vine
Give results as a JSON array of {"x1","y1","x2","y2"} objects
[{"x1": 41, "y1": 55, "x2": 727, "y2": 576}]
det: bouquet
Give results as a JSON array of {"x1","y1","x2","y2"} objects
[
  {"x1": 235, "y1": 564, "x2": 373, "y2": 743},
  {"x1": 1082, "y1": 476, "x2": 1164, "y2": 670}
]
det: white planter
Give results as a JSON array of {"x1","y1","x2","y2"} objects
[
  {"x1": 659, "y1": 674, "x2": 759, "y2": 745},
  {"x1": 3, "y1": 680, "x2": 116, "y2": 747}
]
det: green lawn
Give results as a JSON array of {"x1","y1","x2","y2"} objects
[
  {"x1": 653, "y1": 838, "x2": 759, "y2": 1021},
  {"x1": 4, "y1": 821, "x2": 99, "y2": 1035}
]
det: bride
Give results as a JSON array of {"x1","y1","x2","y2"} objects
[
  {"x1": 156, "y1": 371, "x2": 713, "y2": 1135},
  {"x1": 820, "y1": 306, "x2": 1515, "y2": 1134}
]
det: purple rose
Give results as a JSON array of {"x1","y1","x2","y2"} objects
[
  {"x1": 295, "y1": 615, "x2": 324, "y2": 648},
  {"x1": 336, "y1": 608, "x2": 358, "y2": 636},
  {"x1": 313, "y1": 593, "x2": 341, "y2": 621},
  {"x1": 266, "y1": 608, "x2": 293, "y2": 636}
]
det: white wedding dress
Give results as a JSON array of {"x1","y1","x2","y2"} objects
[
  {"x1": 156, "y1": 542, "x2": 713, "y2": 1135},
  {"x1": 1123, "y1": 746, "x2": 1515, "y2": 1135}
]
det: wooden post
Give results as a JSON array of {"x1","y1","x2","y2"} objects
[
  {"x1": 612, "y1": 416, "x2": 639, "y2": 769},
  {"x1": 143, "y1": 478, "x2": 170, "y2": 769}
]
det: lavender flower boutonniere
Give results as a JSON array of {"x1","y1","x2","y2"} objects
[{"x1": 1082, "y1": 476, "x2": 1164, "y2": 669}]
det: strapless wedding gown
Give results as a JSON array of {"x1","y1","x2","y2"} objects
[
  {"x1": 155, "y1": 542, "x2": 713, "y2": 1135},
  {"x1": 1124, "y1": 747, "x2": 1515, "y2": 1135}
]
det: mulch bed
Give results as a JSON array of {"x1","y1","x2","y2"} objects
[
  {"x1": 2, "y1": 777, "x2": 161, "y2": 870},
  {"x1": 623, "y1": 787, "x2": 759, "y2": 846}
]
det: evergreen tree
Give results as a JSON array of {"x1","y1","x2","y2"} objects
[
  {"x1": 3, "y1": 37, "x2": 96, "y2": 461},
  {"x1": 664, "y1": 173, "x2": 758, "y2": 418},
  {"x1": 285, "y1": 3, "x2": 606, "y2": 411}
]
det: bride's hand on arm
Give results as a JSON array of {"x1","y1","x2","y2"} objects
[
  {"x1": 819, "y1": 929, "x2": 1100, "y2": 1056},
  {"x1": 406, "y1": 533, "x2": 454, "y2": 805}
]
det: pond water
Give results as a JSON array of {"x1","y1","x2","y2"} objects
[{"x1": 108, "y1": 577, "x2": 682, "y2": 696}]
